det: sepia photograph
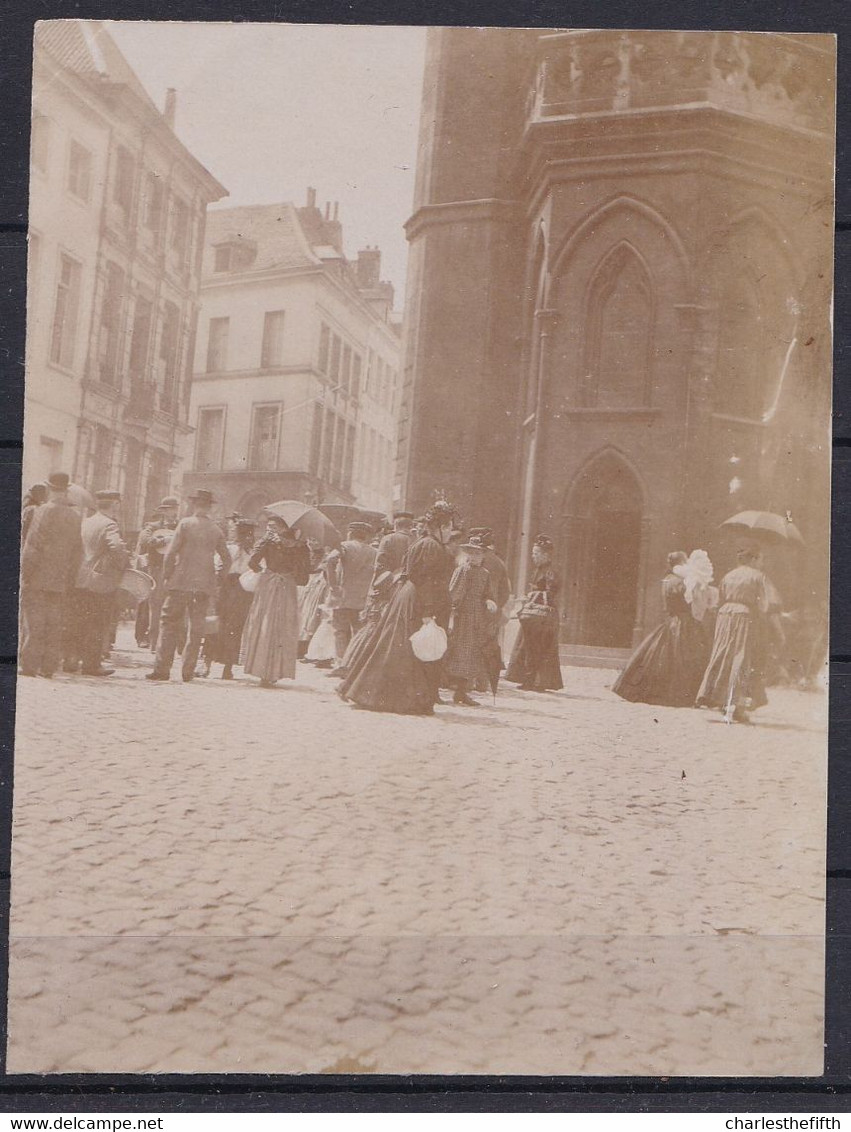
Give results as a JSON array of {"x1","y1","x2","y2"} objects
[{"x1": 8, "y1": 20, "x2": 836, "y2": 1075}]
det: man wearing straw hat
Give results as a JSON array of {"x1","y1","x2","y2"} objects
[{"x1": 147, "y1": 489, "x2": 230, "y2": 683}]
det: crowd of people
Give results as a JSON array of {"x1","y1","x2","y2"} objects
[
  {"x1": 613, "y1": 544, "x2": 826, "y2": 724},
  {"x1": 18, "y1": 475, "x2": 823, "y2": 725}
]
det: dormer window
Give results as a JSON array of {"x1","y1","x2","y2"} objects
[{"x1": 212, "y1": 238, "x2": 257, "y2": 273}]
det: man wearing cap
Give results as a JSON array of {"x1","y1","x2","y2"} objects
[
  {"x1": 148, "y1": 488, "x2": 230, "y2": 683},
  {"x1": 325, "y1": 521, "x2": 377, "y2": 674},
  {"x1": 137, "y1": 496, "x2": 180, "y2": 652},
  {"x1": 72, "y1": 490, "x2": 130, "y2": 676},
  {"x1": 373, "y1": 511, "x2": 414, "y2": 581},
  {"x1": 19, "y1": 472, "x2": 83, "y2": 678}
]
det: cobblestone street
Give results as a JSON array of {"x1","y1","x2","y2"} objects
[{"x1": 7, "y1": 627, "x2": 827, "y2": 1075}]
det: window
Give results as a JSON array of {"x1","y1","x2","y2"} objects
[
  {"x1": 113, "y1": 147, "x2": 135, "y2": 214},
  {"x1": 159, "y1": 302, "x2": 180, "y2": 412},
  {"x1": 320, "y1": 406, "x2": 334, "y2": 480},
  {"x1": 38, "y1": 436, "x2": 63, "y2": 480},
  {"x1": 97, "y1": 262, "x2": 125, "y2": 385},
  {"x1": 331, "y1": 414, "x2": 345, "y2": 486},
  {"x1": 171, "y1": 198, "x2": 189, "y2": 259},
  {"x1": 249, "y1": 404, "x2": 281, "y2": 470},
  {"x1": 92, "y1": 425, "x2": 113, "y2": 489},
  {"x1": 583, "y1": 244, "x2": 652, "y2": 408},
  {"x1": 144, "y1": 172, "x2": 164, "y2": 234},
  {"x1": 67, "y1": 140, "x2": 92, "y2": 202},
  {"x1": 308, "y1": 402, "x2": 323, "y2": 476},
  {"x1": 123, "y1": 438, "x2": 143, "y2": 529},
  {"x1": 206, "y1": 316, "x2": 229, "y2": 373},
  {"x1": 351, "y1": 353, "x2": 362, "y2": 401},
  {"x1": 31, "y1": 114, "x2": 49, "y2": 173},
  {"x1": 144, "y1": 449, "x2": 171, "y2": 518},
  {"x1": 49, "y1": 253, "x2": 82, "y2": 369},
  {"x1": 213, "y1": 245, "x2": 231, "y2": 272},
  {"x1": 260, "y1": 310, "x2": 286, "y2": 369},
  {"x1": 196, "y1": 407, "x2": 225, "y2": 471},
  {"x1": 330, "y1": 335, "x2": 341, "y2": 384},
  {"x1": 343, "y1": 423, "x2": 356, "y2": 491},
  {"x1": 318, "y1": 323, "x2": 330, "y2": 373},
  {"x1": 341, "y1": 345, "x2": 352, "y2": 394},
  {"x1": 128, "y1": 296, "x2": 153, "y2": 383}
]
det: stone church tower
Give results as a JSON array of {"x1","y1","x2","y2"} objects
[{"x1": 397, "y1": 29, "x2": 834, "y2": 655}]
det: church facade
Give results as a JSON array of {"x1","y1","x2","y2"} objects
[{"x1": 396, "y1": 28, "x2": 834, "y2": 655}]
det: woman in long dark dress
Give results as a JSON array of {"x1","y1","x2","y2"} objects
[
  {"x1": 338, "y1": 500, "x2": 458, "y2": 715},
  {"x1": 696, "y1": 545, "x2": 770, "y2": 723},
  {"x1": 612, "y1": 550, "x2": 712, "y2": 706},
  {"x1": 506, "y1": 534, "x2": 564, "y2": 691},
  {"x1": 241, "y1": 516, "x2": 310, "y2": 687},
  {"x1": 445, "y1": 536, "x2": 497, "y2": 706},
  {"x1": 214, "y1": 519, "x2": 255, "y2": 680}
]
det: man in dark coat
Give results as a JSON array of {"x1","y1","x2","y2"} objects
[
  {"x1": 373, "y1": 511, "x2": 414, "y2": 580},
  {"x1": 147, "y1": 489, "x2": 230, "y2": 683},
  {"x1": 326, "y1": 521, "x2": 378, "y2": 674},
  {"x1": 19, "y1": 472, "x2": 83, "y2": 678},
  {"x1": 71, "y1": 489, "x2": 130, "y2": 676}
]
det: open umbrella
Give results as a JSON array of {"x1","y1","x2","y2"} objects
[
  {"x1": 319, "y1": 504, "x2": 386, "y2": 537},
  {"x1": 263, "y1": 501, "x2": 341, "y2": 549},
  {"x1": 720, "y1": 511, "x2": 804, "y2": 546}
]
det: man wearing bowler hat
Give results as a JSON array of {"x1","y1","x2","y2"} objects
[
  {"x1": 19, "y1": 472, "x2": 83, "y2": 678},
  {"x1": 148, "y1": 488, "x2": 230, "y2": 682},
  {"x1": 72, "y1": 489, "x2": 130, "y2": 676},
  {"x1": 373, "y1": 511, "x2": 414, "y2": 581}
]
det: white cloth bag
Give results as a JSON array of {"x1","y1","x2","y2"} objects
[{"x1": 410, "y1": 616, "x2": 448, "y2": 662}]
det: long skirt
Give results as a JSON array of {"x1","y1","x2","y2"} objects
[
  {"x1": 214, "y1": 574, "x2": 254, "y2": 665},
  {"x1": 298, "y1": 572, "x2": 327, "y2": 643},
  {"x1": 506, "y1": 614, "x2": 563, "y2": 690},
  {"x1": 241, "y1": 571, "x2": 299, "y2": 683},
  {"x1": 695, "y1": 606, "x2": 767, "y2": 712},
  {"x1": 338, "y1": 580, "x2": 435, "y2": 715},
  {"x1": 613, "y1": 614, "x2": 708, "y2": 707}
]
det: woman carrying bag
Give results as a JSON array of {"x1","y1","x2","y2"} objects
[{"x1": 506, "y1": 534, "x2": 564, "y2": 692}]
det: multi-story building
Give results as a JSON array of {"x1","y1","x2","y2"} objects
[
  {"x1": 183, "y1": 193, "x2": 401, "y2": 519},
  {"x1": 397, "y1": 29, "x2": 834, "y2": 658},
  {"x1": 25, "y1": 20, "x2": 227, "y2": 530}
]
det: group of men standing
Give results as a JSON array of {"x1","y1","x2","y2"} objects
[{"x1": 19, "y1": 472, "x2": 129, "y2": 679}]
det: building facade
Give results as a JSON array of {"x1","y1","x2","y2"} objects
[
  {"x1": 183, "y1": 195, "x2": 401, "y2": 520},
  {"x1": 397, "y1": 29, "x2": 834, "y2": 655},
  {"x1": 25, "y1": 21, "x2": 226, "y2": 531}
]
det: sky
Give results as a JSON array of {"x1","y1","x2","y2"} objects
[{"x1": 107, "y1": 21, "x2": 428, "y2": 302}]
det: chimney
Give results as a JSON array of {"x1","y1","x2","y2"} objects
[
  {"x1": 356, "y1": 246, "x2": 382, "y2": 289},
  {"x1": 324, "y1": 202, "x2": 331, "y2": 220},
  {"x1": 333, "y1": 201, "x2": 339, "y2": 221},
  {"x1": 307, "y1": 186, "x2": 317, "y2": 209},
  {"x1": 164, "y1": 88, "x2": 177, "y2": 129}
]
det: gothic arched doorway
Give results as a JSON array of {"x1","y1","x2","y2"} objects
[{"x1": 562, "y1": 453, "x2": 644, "y2": 648}]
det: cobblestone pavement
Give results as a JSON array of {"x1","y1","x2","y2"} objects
[{"x1": 7, "y1": 627, "x2": 827, "y2": 1074}]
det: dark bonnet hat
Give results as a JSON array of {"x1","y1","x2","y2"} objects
[{"x1": 47, "y1": 472, "x2": 70, "y2": 490}]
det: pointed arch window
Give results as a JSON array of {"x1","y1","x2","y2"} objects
[{"x1": 583, "y1": 243, "x2": 653, "y2": 408}]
